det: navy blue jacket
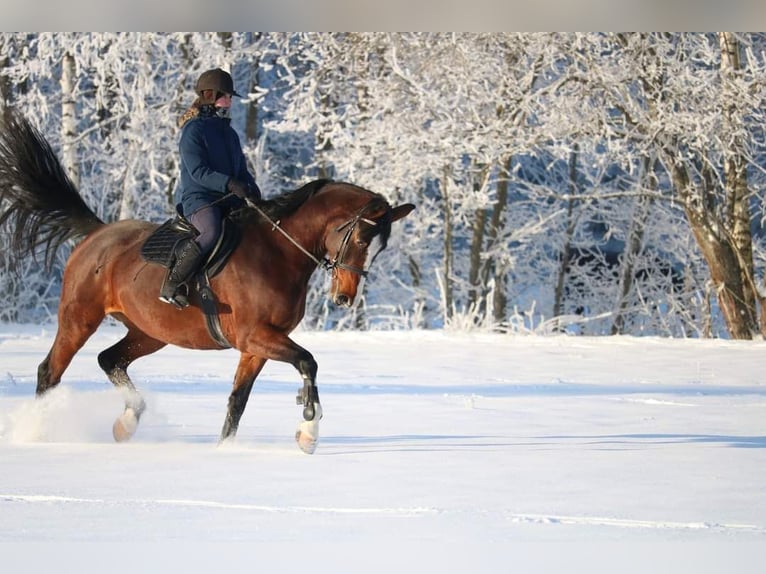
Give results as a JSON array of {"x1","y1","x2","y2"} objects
[{"x1": 176, "y1": 112, "x2": 259, "y2": 216}]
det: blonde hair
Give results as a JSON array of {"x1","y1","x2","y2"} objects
[{"x1": 177, "y1": 90, "x2": 220, "y2": 129}]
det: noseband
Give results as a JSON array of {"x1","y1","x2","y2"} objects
[{"x1": 248, "y1": 198, "x2": 384, "y2": 278}]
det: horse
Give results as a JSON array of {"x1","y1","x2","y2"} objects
[{"x1": 0, "y1": 110, "x2": 414, "y2": 454}]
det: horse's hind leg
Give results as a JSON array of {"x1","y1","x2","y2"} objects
[
  {"x1": 37, "y1": 306, "x2": 105, "y2": 396},
  {"x1": 97, "y1": 324, "x2": 166, "y2": 442}
]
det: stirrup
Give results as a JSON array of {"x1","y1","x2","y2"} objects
[{"x1": 159, "y1": 291, "x2": 190, "y2": 309}]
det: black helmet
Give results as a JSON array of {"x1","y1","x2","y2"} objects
[{"x1": 195, "y1": 68, "x2": 241, "y2": 97}]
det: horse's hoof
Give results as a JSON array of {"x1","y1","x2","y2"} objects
[
  {"x1": 295, "y1": 409, "x2": 321, "y2": 454},
  {"x1": 112, "y1": 408, "x2": 139, "y2": 442},
  {"x1": 295, "y1": 428, "x2": 318, "y2": 454}
]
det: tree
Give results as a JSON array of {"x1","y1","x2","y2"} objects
[
  {"x1": 2, "y1": 32, "x2": 766, "y2": 337},
  {"x1": 652, "y1": 33, "x2": 765, "y2": 339},
  {"x1": 547, "y1": 33, "x2": 766, "y2": 338}
]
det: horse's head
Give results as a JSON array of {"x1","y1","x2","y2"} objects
[
  {"x1": 251, "y1": 180, "x2": 414, "y2": 308},
  {"x1": 324, "y1": 194, "x2": 414, "y2": 307}
]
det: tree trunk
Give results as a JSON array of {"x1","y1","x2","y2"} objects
[
  {"x1": 442, "y1": 166, "x2": 454, "y2": 321},
  {"x1": 0, "y1": 41, "x2": 11, "y2": 110},
  {"x1": 118, "y1": 141, "x2": 138, "y2": 220},
  {"x1": 217, "y1": 32, "x2": 233, "y2": 54},
  {"x1": 719, "y1": 32, "x2": 763, "y2": 336},
  {"x1": 671, "y1": 162, "x2": 755, "y2": 339},
  {"x1": 468, "y1": 207, "x2": 487, "y2": 313},
  {"x1": 489, "y1": 157, "x2": 510, "y2": 325},
  {"x1": 611, "y1": 155, "x2": 655, "y2": 334},
  {"x1": 478, "y1": 156, "x2": 511, "y2": 326},
  {"x1": 553, "y1": 144, "x2": 580, "y2": 327},
  {"x1": 245, "y1": 34, "x2": 262, "y2": 145},
  {"x1": 60, "y1": 51, "x2": 80, "y2": 190},
  {"x1": 0, "y1": 35, "x2": 27, "y2": 109},
  {"x1": 691, "y1": 226, "x2": 752, "y2": 339},
  {"x1": 468, "y1": 163, "x2": 489, "y2": 316}
]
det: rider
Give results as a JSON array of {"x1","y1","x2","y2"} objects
[{"x1": 159, "y1": 67, "x2": 262, "y2": 308}]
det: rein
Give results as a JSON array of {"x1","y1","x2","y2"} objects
[{"x1": 244, "y1": 197, "x2": 376, "y2": 278}]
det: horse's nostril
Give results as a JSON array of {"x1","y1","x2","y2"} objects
[{"x1": 334, "y1": 294, "x2": 351, "y2": 307}]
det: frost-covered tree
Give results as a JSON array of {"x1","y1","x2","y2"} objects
[
  {"x1": 574, "y1": 33, "x2": 766, "y2": 339},
  {"x1": 272, "y1": 33, "x2": 575, "y2": 329},
  {"x1": 2, "y1": 32, "x2": 766, "y2": 338},
  {"x1": 535, "y1": 33, "x2": 707, "y2": 336}
]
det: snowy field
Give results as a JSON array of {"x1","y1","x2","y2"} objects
[{"x1": 1, "y1": 323, "x2": 765, "y2": 572}]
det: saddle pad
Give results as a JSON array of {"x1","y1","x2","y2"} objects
[
  {"x1": 140, "y1": 216, "x2": 242, "y2": 279},
  {"x1": 141, "y1": 218, "x2": 196, "y2": 268}
]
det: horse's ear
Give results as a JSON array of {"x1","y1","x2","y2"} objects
[{"x1": 391, "y1": 203, "x2": 415, "y2": 223}]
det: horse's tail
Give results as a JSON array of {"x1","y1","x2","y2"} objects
[{"x1": 0, "y1": 109, "x2": 104, "y2": 268}]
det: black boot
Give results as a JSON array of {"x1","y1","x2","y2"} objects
[{"x1": 159, "y1": 239, "x2": 204, "y2": 309}]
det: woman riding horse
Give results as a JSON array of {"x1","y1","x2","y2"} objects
[
  {"x1": 0, "y1": 109, "x2": 414, "y2": 454},
  {"x1": 161, "y1": 68, "x2": 262, "y2": 308}
]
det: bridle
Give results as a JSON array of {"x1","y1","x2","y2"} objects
[
  {"x1": 327, "y1": 212, "x2": 380, "y2": 278},
  {"x1": 246, "y1": 197, "x2": 383, "y2": 278}
]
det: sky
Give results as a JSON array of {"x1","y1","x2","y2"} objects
[
  {"x1": 1, "y1": 323, "x2": 765, "y2": 572},
  {"x1": 3, "y1": 2, "x2": 766, "y2": 31}
]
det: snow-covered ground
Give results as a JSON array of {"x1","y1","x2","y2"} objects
[{"x1": 1, "y1": 323, "x2": 765, "y2": 572}]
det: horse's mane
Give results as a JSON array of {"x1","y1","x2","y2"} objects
[
  {"x1": 256, "y1": 179, "x2": 332, "y2": 221},
  {"x1": 236, "y1": 178, "x2": 394, "y2": 252}
]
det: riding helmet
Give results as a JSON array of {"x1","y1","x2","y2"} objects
[{"x1": 195, "y1": 68, "x2": 242, "y2": 97}]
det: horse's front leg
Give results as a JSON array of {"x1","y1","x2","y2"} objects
[
  {"x1": 220, "y1": 354, "x2": 266, "y2": 443},
  {"x1": 295, "y1": 354, "x2": 320, "y2": 420},
  {"x1": 295, "y1": 371, "x2": 323, "y2": 455},
  {"x1": 291, "y1": 350, "x2": 323, "y2": 454},
  {"x1": 240, "y1": 328, "x2": 323, "y2": 454}
]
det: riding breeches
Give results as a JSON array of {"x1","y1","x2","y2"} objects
[{"x1": 188, "y1": 205, "x2": 222, "y2": 256}]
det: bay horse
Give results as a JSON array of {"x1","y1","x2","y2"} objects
[{"x1": 0, "y1": 110, "x2": 414, "y2": 453}]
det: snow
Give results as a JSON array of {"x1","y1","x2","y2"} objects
[{"x1": 1, "y1": 323, "x2": 765, "y2": 572}]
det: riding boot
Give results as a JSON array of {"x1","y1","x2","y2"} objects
[{"x1": 159, "y1": 239, "x2": 205, "y2": 309}]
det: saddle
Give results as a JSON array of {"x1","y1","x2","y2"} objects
[{"x1": 141, "y1": 214, "x2": 242, "y2": 348}]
